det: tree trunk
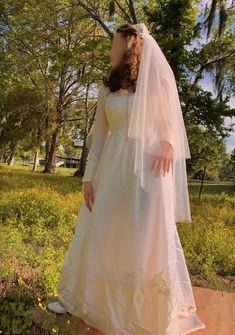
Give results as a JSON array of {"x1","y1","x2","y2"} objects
[
  {"x1": 0, "y1": 145, "x2": 7, "y2": 163},
  {"x1": 198, "y1": 165, "x2": 207, "y2": 199},
  {"x1": 45, "y1": 139, "x2": 50, "y2": 166},
  {"x1": 74, "y1": 137, "x2": 88, "y2": 177},
  {"x1": 44, "y1": 116, "x2": 50, "y2": 164},
  {"x1": 43, "y1": 77, "x2": 65, "y2": 173},
  {"x1": 32, "y1": 148, "x2": 39, "y2": 171},
  {"x1": 43, "y1": 126, "x2": 60, "y2": 173},
  {"x1": 7, "y1": 140, "x2": 17, "y2": 165}
]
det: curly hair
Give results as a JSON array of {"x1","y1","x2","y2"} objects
[{"x1": 103, "y1": 23, "x2": 144, "y2": 93}]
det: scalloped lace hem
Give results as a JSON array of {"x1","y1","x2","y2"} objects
[{"x1": 56, "y1": 263, "x2": 206, "y2": 335}]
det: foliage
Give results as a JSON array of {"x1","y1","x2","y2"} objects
[
  {"x1": 178, "y1": 189, "x2": 235, "y2": 291},
  {"x1": 0, "y1": 164, "x2": 234, "y2": 334}
]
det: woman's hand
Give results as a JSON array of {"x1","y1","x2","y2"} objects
[
  {"x1": 83, "y1": 181, "x2": 95, "y2": 212},
  {"x1": 148, "y1": 140, "x2": 173, "y2": 177}
]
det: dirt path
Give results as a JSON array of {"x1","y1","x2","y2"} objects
[
  {"x1": 31, "y1": 286, "x2": 234, "y2": 334},
  {"x1": 192, "y1": 286, "x2": 234, "y2": 335}
]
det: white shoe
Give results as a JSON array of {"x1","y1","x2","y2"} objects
[{"x1": 47, "y1": 301, "x2": 67, "y2": 314}]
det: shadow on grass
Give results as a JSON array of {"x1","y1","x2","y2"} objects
[{"x1": 188, "y1": 180, "x2": 234, "y2": 196}]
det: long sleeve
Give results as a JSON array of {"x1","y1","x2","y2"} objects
[
  {"x1": 157, "y1": 77, "x2": 175, "y2": 150},
  {"x1": 82, "y1": 83, "x2": 109, "y2": 182}
]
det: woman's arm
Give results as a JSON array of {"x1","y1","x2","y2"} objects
[
  {"x1": 156, "y1": 77, "x2": 175, "y2": 150},
  {"x1": 149, "y1": 77, "x2": 174, "y2": 177},
  {"x1": 82, "y1": 83, "x2": 109, "y2": 182}
]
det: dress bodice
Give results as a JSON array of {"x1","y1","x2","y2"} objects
[
  {"x1": 105, "y1": 90, "x2": 135, "y2": 135},
  {"x1": 82, "y1": 85, "x2": 135, "y2": 182}
]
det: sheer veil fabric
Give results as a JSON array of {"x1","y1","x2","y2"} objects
[
  {"x1": 129, "y1": 23, "x2": 192, "y2": 224},
  {"x1": 113, "y1": 22, "x2": 205, "y2": 334}
]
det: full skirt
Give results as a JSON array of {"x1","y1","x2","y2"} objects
[{"x1": 57, "y1": 131, "x2": 206, "y2": 335}]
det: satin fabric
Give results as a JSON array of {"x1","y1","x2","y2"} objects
[{"x1": 57, "y1": 84, "x2": 206, "y2": 335}]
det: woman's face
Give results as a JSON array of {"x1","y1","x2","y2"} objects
[{"x1": 108, "y1": 32, "x2": 126, "y2": 68}]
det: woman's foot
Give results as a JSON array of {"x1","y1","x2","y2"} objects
[{"x1": 47, "y1": 301, "x2": 67, "y2": 314}]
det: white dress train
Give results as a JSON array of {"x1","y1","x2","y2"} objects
[{"x1": 57, "y1": 83, "x2": 206, "y2": 335}]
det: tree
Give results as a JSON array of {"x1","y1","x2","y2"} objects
[{"x1": 0, "y1": 0, "x2": 111, "y2": 173}]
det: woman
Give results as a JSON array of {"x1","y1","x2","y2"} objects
[{"x1": 47, "y1": 23, "x2": 206, "y2": 335}]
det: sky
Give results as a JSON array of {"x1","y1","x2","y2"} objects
[
  {"x1": 196, "y1": 0, "x2": 235, "y2": 154},
  {"x1": 199, "y1": 77, "x2": 235, "y2": 154}
]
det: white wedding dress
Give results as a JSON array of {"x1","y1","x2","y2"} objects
[{"x1": 56, "y1": 83, "x2": 206, "y2": 335}]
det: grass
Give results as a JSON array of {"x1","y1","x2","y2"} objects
[{"x1": 0, "y1": 162, "x2": 234, "y2": 334}]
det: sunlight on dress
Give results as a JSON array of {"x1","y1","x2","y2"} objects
[{"x1": 57, "y1": 83, "x2": 206, "y2": 335}]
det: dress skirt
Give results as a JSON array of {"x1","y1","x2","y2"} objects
[{"x1": 57, "y1": 129, "x2": 206, "y2": 335}]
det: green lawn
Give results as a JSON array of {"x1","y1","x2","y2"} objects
[{"x1": 0, "y1": 163, "x2": 234, "y2": 334}]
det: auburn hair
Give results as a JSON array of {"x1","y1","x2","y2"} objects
[{"x1": 103, "y1": 23, "x2": 144, "y2": 93}]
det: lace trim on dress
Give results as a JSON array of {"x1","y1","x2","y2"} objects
[
  {"x1": 58, "y1": 260, "x2": 196, "y2": 332},
  {"x1": 97, "y1": 263, "x2": 176, "y2": 325}
]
